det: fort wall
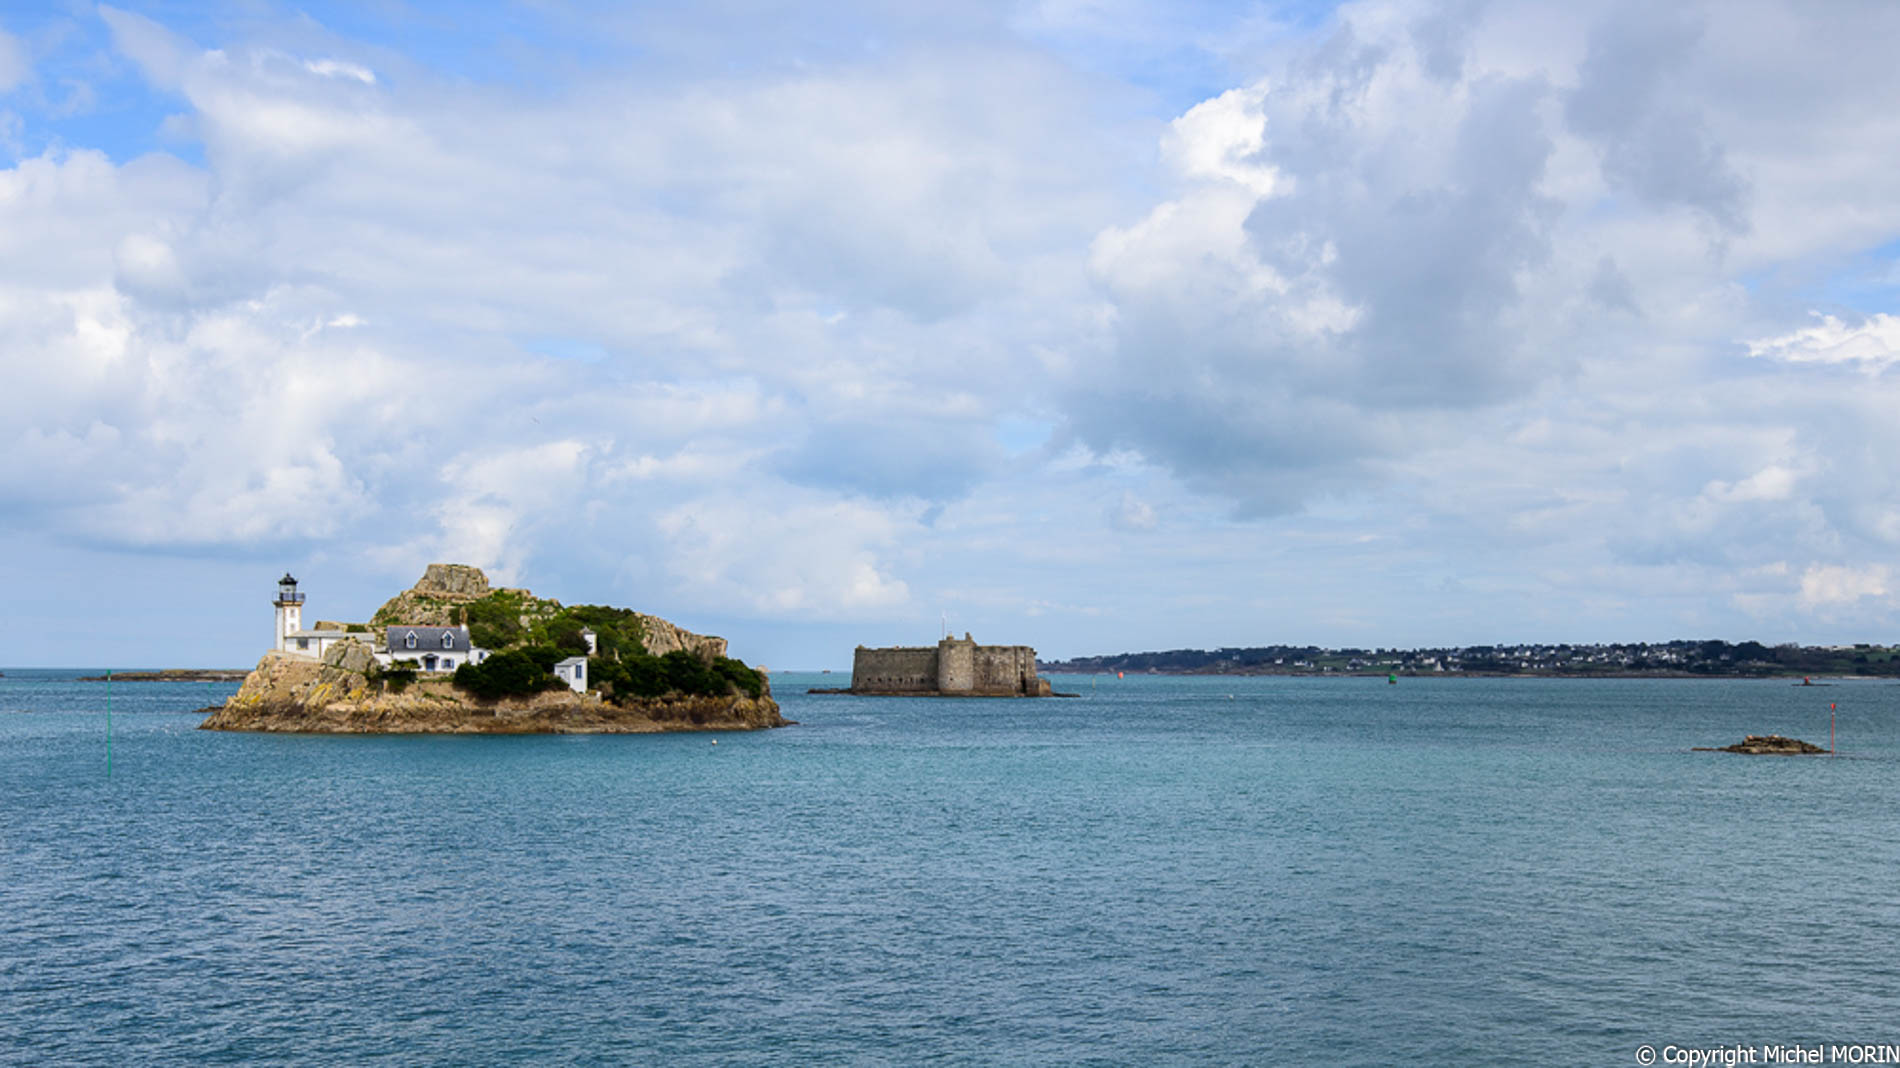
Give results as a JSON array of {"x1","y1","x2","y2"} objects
[
  {"x1": 850, "y1": 645, "x2": 940, "y2": 693},
  {"x1": 850, "y1": 635, "x2": 1045, "y2": 696},
  {"x1": 938, "y1": 638, "x2": 976, "y2": 694},
  {"x1": 973, "y1": 645, "x2": 1037, "y2": 695}
]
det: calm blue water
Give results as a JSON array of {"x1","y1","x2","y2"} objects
[{"x1": 4, "y1": 668, "x2": 1899, "y2": 1064}]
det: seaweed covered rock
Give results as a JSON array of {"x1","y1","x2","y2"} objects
[{"x1": 1697, "y1": 734, "x2": 1830, "y2": 755}]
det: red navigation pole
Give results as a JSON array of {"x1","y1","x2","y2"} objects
[{"x1": 1830, "y1": 702, "x2": 1837, "y2": 756}]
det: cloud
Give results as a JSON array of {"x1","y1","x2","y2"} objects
[
  {"x1": 1074, "y1": 24, "x2": 1563, "y2": 514},
  {"x1": 1107, "y1": 490, "x2": 1157, "y2": 531},
  {"x1": 775, "y1": 413, "x2": 1008, "y2": 502},
  {"x1": 98, "y1": 5, "x2": 193, "y2": 91},
  {"x1": 657, "y1": 496, "x2": 913, "y2": 619},
  {"x1": 0, "y1": 26, "x2": 27, "y2": 94},
  {"x1": 303, "y1": 58, "x2": 375, "y2": 85},
  {"x1": 1703, "y1": 465, "x2": 1798, "y2": 504},
  {"x1": 1563, "y1": 5, "x2": 1748, "y2": 234},
  {"x1": 1800, "y1": 564, "x2": 1890, "y2": 609},
  {"x1": 1163, "y1": 84, "x2": 1279, "y2": 195},
  {"x1": 1747, "y1": 313, "x2": 1900, "y2": 370},
  {"x1": 13, "y1": 0, "x2": 1900, "y2": 664},
  {"x1": 2, "y1": 6, "x2": 1129, "y2": 615}
]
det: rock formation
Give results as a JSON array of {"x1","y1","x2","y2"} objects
[
  {"x1": 415, "y1": 563, "x2": 491, "y2": 598},
  {"x1": 1695, "y1": 734, "x2": 1830, "y2": 755},
  {"x1": 368, "y1": 567, "x2": 498, "y2": 628},
  {"x1": 629, "y1": 611, "x2": 727, "y2": 660}
]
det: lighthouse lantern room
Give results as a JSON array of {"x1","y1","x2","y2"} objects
[{"x1": 274, "y1": 573, "x2": 305, "y2": 652}]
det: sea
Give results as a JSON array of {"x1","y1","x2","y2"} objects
[{"x1": 4, "y1": 668, "x2": 1899, "y2": 1065}]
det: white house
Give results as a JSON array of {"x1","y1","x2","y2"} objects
[
  {"x1": 554, "y1": 656, "x2": 588, "y2": 692},
  {"x1": 383, "y1": 625, "x2": 489, "y2": 674}
]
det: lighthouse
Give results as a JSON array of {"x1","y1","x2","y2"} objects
[{"x1": 273, "y1": 573, "x2": 305, "y2": 652}]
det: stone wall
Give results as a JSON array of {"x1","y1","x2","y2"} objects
[
  {"x1": 973, "y1": 645, "x2": 1037, "y2": 695},
  {"x1": 851, "y1": 646, "x2": 940, "y2": 692}
]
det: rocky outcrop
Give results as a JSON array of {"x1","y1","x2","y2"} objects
[
  {"x1": 200, "y1": 645, "x2": 786, "y2": 734},
  {"x1": 367, "y1": 564, "x2": 509, "y2": 627},
  {"x1": 323, "y1": 636, "x2": 379, "y2": 675},
  {"x1": 631, "y1": 612, "x2": 728, "y2": 660},
  {"x1": 1696, "y1": 734, "x2": 1830, "y2": 755},
  {"x1": 415, "y1": 563, "x2": 491, "y2": 599}
]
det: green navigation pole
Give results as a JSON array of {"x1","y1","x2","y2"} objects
[{"x1": 105, "y1": 668, "x2": 112, "y2": 779}]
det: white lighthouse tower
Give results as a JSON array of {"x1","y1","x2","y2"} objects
[{"x1": 273, "y1": 573, "x2": 305, "y2": 652}]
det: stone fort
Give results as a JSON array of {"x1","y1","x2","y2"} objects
[{"x1": 850, "y1": 634, "x2": 1052, "y2": 697}]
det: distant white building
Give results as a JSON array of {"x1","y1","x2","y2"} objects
[{"x1": 554, "y1": 656, "x2": 588, "y2": 692}]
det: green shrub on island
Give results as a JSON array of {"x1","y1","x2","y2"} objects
[
  {"x1": 464, "y1": 592, "x2": 528, "y2": 651},
  {"x1": 453, "y1": 649, "x2": 563, "y2": 699},
  {"x1": 447, "y1": 592, "x2": 763, "y2": 703},
  {"x1": 713, "y1": 656, "x2": 766, "y2": 699},
  {"x1": 376, "y1": 659, "x2": 419, "y2": 694},
  {"x1": 550, "y1": 604, "x2": 646, "y2": 658},
  {"x1": 587, "y1": 650, "x2": 764, "y2": 704},
  {"x1": 544, "y1": 618, "x2": 593, "y2": 657}
]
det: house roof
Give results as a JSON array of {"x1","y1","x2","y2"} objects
[{"x1": 386, "y1": 626, "x2": 472, "y2": 654}]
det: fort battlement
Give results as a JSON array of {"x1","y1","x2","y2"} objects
[{"x1": 848, "y1": 634, "x2": 1052, "y2": 697}]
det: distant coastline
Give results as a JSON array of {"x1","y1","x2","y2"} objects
[
  {"x1": 1043, "y1": 639, "x2": 1900, "y2": 680},
  {"x1": 1042, "y1": 668, "x2": 1882, "y2": 681}
]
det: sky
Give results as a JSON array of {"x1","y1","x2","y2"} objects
[{"x1": 6, "y1": 0, "x2": 1900, "y2": 669}]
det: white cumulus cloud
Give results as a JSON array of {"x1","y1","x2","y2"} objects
[
  {"x1": 1800, "y1": 564, "x2": 1891, "y2": 609},
  {"x1": 303, "y1": 58, "x2": 375, "y2": 84},
  {"x1": 1746, "y1": 313, "x2": 1900, "y2": 370}
]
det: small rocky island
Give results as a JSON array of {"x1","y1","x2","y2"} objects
[
  {"x1": 80, "y1": 668, "x2": 250, "y2": 682},
  {"x1": 1694, "y1": 735, "x2": 1830, "y2": 755},
  {"x1": 201, "y1": 565, "x2": 786, "y2": 734}
]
